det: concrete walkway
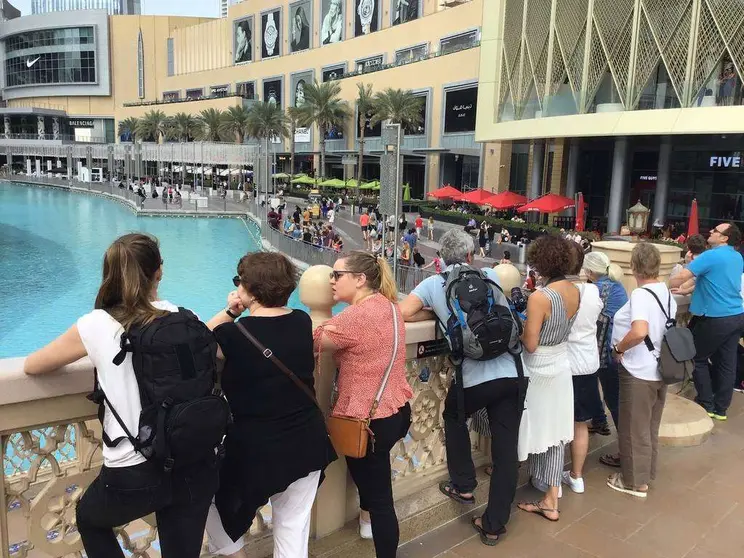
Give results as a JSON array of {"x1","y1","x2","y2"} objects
[{"x1": 398, "y1": 393, "x2": 744, "y2": 558}]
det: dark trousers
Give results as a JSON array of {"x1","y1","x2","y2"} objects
[
  {"x1": 443, "y1": 377, "x2": 526, "y2": 536},
  {"x1": 76, "y1": 459, "x2": 218, "y2": 558},
  {"x1": 592, "y1": 361, "x2": 620, "y2": 428},
  {"x1": 346, "y1": 404, "x2": 412, "y2": 558},
  {"x1": 691, "y1": 313, "x2": 744, "y2": 415}
]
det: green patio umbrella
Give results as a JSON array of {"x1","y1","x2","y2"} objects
[
  {"x1": 359, "y1": 181, "x2": 376, "y2": 190},
  {"x1": 319, "y1": 178, "x2": 346, "y2": 188},
  {"x1": 403, "y1": 183, "x2": 411, "y2": 201},
  {"x1": 291, "y1": 175, "x2": 318, "y2": 185},
  {"x1": 345, "y1": 178, "x2": 362, "y2": 188},
  {"x1": 272, "y1": 172, "x2": 291, "y2": 180}
]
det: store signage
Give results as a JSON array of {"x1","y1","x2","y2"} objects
[
  {"x1": 639, "y1": 175, "x2": 657, "y2": 181},
  {"x1": 416, "y1": 338, "x2": 450, "y2": 359},
  {"x1": 69, "y1": 119, "x2": 94, "y2": 128},
  {"x1": 444, "y1": 86, "x2": 478, "y2": 133},
  {"x1": 709, "y1": 156, "x2": 741, "y2": 168}
]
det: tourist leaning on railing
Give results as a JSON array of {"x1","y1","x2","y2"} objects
[
  {"x1": 204, "y1": 251, "x2": 336, "y2": 558},
  {"x1": 314, "y1": 251, "x2": 412, "y2": 558},
  {"x1": 23, "y1": 233, "x2": 220, "y2": 558}
]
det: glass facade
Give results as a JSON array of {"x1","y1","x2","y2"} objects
[{"x1": 4, "y1": 27, "x2": 96, "y2": 87}]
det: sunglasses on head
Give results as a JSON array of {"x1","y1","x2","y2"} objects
[{"x1": 232, "y1": 275, "x2": 241, "y2": 287}]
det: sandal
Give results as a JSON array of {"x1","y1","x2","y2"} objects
[
  {"x1": 438, "y1": 481, "x2": 475, "y2": 505},
  {"x1": 517, "y1": 501, "x2": 560, "y2": 522},
  {"x1": 470, "y1": 517, "x2": 504, "y2": 546},
  {"x1": 485, "y1": 465, "x2": 493, "y2": 476},
  {"x1": 606, "y1": 473, "x2": 648, "y2": 498},
  {"x1": 599, "y1": 453, "x2": 621, "y2": 468}
]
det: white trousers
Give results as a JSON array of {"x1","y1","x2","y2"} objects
[{"x1": 206, "y1": 469, "x2": 321, "y2": 557}]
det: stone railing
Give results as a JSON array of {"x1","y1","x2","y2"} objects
[{"x1": 0, "y1": 264, "x2": 696, "y2": 558}]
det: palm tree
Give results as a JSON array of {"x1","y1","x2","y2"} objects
[
  {"x1": 118, "y1": 117, "x2": 139, "y2": 142},
  {"x1": 373, "y1": 87, "x2": 425, "y2": 132},
  {"x1": 295, "y1": 80, "x2": 350, "y2": 180},
  {"x1": 197, "y1": 108, "x2": 224, "y2": 142},
  {"x1": 220, "y1": 105, "x2": 252, "y2": 144},
  {"x1": 286, "y1": 106, "x2": 302, "y2": 180},
  {"x1": 168, "y1": 112, "x2": 199, "y2": 142},
  {"x1": 356, "y1": 83, "x2": 377, "y2": 196},
  {"x1": 136, "y1": 110, "x2": 169, "y2": 143},
  {"x1": 247, "y1": 102, "x2": 289, "y2": 196}
]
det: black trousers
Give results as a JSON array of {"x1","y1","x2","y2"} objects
[
  {"x1": 691, "y1": 313, "x2": 744, "y2": 415},
  {"x1": 346, "y1": 404, "x2": 412, "y2": 558},
  {"x1": 592, "y1": 361, "x2": 620, "y2": 428},
  {"x1": 76, "y1": 459, "x2": 219, "y2": 558},
  {"x1": 443, "y1": 377, "x2": 526, "y2": 536}
]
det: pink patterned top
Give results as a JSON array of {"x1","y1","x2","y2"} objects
[{"x1": 314, "y1": 293, "x2": 413, "y2": 420}]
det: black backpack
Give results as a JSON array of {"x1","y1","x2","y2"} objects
[{"x1": 88, "y1": 308, "x2": 231, "y2": 472}]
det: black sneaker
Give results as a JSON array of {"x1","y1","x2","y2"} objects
[{"x1": 589, "y1": 422, "x2": 611, "y2": 436}]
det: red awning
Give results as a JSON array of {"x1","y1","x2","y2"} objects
[
  {"x1": 517, "y1": 193, "x2": 579, "y2": 214},
  {"x1": 459, "y1": 188, "x2": 495, "y2": 204},
  {"x1": 483, "y1": 191, "x2": 528, "y2": 209},
  {"x1": 428, "y1": 186, "x2": 463, "y2": 200}
]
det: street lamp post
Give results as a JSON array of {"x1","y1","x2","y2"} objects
[{"x1": 380, "y1": 123, "x2": 402, "y2": 285}]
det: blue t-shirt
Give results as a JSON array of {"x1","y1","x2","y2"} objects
[
  {"x1": 594, "y1": 277, "x2": 629, "y2": 361},
  {"x1": 687, "y1": 245, "x2": 744, "y2": 317},
  {"x1": 411, "y1": 266, "x2": 522, "y2": 387},
  {"x1": 403, "y1": 233, "x2": 417, "y2": 250}
]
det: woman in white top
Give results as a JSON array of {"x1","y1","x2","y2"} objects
[
  {"x1": 563, "y1": 243, "x2": 604, "y2": 494},
  {"x1": 608, "y1": 243, "x2": 676, "y2": 498},
  {"x1": 23, "y1": 233, "x2": 218, "y2": 558}
]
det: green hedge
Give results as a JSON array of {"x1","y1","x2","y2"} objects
[{"x1": 418, "y1": 205, "x2": 563, "y2": 235}]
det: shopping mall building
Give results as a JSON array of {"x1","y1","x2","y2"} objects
[
  {"x1": 0, "y1": 0, "x2": 487, "y2": 200},
  {"x1": 477, "y1": 0, "x2": 744, "y2": 233}
]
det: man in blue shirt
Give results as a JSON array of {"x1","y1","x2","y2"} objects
[
  {"x1": 670, "y1": 223, "x2": 744, "y2": 420},
  {"x1": 399, "y1": 229, "x2": 525, "y2": 546}
]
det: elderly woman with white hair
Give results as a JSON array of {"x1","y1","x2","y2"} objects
[{"x1": 582, "y1": 252, "x2": 628, "y2": 468}]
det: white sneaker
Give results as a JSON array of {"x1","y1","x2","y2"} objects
[
  {"x1": 531, "y1": 477, "x2": 562, "y2": 498},
  {"x1": 562, "y1": 471, "x2": 585, "y2": 494},
  {"x1": 359, "y1": 518, "x2": 373, "y2": 540}
]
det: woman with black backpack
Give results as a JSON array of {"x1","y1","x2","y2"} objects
[{"x1": 23, "y1": 233, "x2": 221, "y2": 558}]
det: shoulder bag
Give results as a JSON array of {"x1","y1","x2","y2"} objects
[{"x1": 235, "y1": 301, "x2": 400, "y2": 459}]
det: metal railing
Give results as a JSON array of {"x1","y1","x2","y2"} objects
[
  {"x1": 395, "y1": 263, "x2": 439, "y2": 293},
  {"x1": 263, "y1": 225, "x2": 342, "y2": 267}
]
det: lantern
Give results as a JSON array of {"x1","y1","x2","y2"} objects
[{"x1": 626, "y1": 200, "x2": 651, "y2": 234}]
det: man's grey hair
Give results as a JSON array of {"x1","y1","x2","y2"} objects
[{"x1": 439, "y1": 229, "x2": 475, "y2": 265}]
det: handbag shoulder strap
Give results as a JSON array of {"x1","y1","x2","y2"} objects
[
  {"x1": 368, "y1": 301, "x2": 400, "y2": 421},
  {"x1": 235, "y1": 321, "x2": 321, "y2": 410}
]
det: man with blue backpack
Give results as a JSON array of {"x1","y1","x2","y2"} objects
[{"x1": 400, "y1": 229, "x2": 527, "y2": 547}]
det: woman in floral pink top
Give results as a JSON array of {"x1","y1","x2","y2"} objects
[{"x1": 315, "y1": 251, "x2": 412, "y2": 558}]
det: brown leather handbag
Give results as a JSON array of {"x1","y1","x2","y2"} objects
[{"x1": 325, "y1": 301, "x2": 400, "y2": 458}]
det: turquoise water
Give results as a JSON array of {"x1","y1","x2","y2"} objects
[{"x1": 0, "y1": 182, "x2": 310, "y2": 358}]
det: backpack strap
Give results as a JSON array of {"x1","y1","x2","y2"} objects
[
  {"x1": 640, "y1": 287, "x2": 675, "y2": 353},
  {"x1": 87, "y1": 367, "x2": 139, "y2": 449}
]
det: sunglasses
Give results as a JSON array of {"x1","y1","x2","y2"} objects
[
  {"x1": 232, "y1": 275, "x2": 241, "y2": 287},
  {"x1": 329, "y1": 270, "x2": 355, "y2": 281}
]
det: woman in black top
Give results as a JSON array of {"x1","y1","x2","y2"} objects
[{"x1": 204, "y1": 251, "x2": 336, "y2": 558}]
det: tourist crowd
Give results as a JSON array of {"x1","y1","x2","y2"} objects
[{"x1": 21, "y1": 219, "x2": 743, "y2": 557}]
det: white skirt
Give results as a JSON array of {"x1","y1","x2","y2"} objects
[{"x1": 518, "y1": 343, "x2": 575, "y2": 461}]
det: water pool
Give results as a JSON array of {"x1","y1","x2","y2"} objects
[{"x1": 0, "y1": 182, "x2": 313, "y2": 358}]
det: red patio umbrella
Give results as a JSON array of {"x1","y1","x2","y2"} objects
[
  {"x1": 483, "y1": 191, "x2": 528, "y2": 209},
  {"x1": 517, "y1": 193, "x2": 578, "y2": 214},
  {"x1": 428, "y1": 185, "x2": 463, "y2": 200},
  {"x1": 460, "y1": 188, "x2": 495, "y2": 205},
  {"x1": 575, "y1": 192, "x2": 585, "y2": 232},
  {"x1": 687, "y1": 198, "x2": 699, "y2": 237}
]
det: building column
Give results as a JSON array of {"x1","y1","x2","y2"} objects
[
  {"x1": 37, "y1": 116, "x2": 45, "y2": 140},
  {"x1": 607, "y1": 137, "x2": 630, "y2": 234},
  {"x1": 3, "y1": 116, "x2": 10, "y2": 139},
  {"x1": 427, "y1": 154, "x2": 441, "y2": 193},
  {"x1": 482, "y1": 142, "x2": 512, "y2": 192},
  {"x1": 565, "y1": 139, "x2": 580, "y2": 199},
  {"x1": 652, "y1": 136, "x2": 672, "y2": 228},
  {"x1": 529, "y1": 140, "x2": 545, "y2": 199}
]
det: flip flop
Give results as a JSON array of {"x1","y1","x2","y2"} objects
[
  {"x1": 438, "y1": 481, "x2": 475, "y2": 505},
  {"x1": 606, "y1": 473, "x2": 648, "y2": 498},
  {"x1": 470, "y1": 517, "x2": 503, "y2": 546},
  {"x1": 517, "y1": 501, "x2": 560, "y2": 522}
]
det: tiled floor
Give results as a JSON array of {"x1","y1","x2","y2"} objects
[{"x1": 398, "y1": 394, "x2": 744, "y2": 558}]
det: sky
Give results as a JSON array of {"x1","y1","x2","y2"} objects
[{"x1": 10, "y1": 0, "x2": 218, "y2": 18}]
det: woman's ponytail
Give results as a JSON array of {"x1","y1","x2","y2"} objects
[
  {"x1": 377, "y1": 256, "x2": 398, "y2": 302},
  {"x1": 607, "y1": 263, "x2": 624, "y2": 283}
]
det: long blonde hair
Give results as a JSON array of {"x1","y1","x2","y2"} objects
[
  {"x1": 95, "y1": 233, "x2": 168, "y2": 330},
  {"x1": 339, "y1": 250, "x2": 398, "y2": 302}
]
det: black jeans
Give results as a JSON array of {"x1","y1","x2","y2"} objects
[
  {"x1": 346, "y1": 404, "x2": 412, "y2": 558},
  {"x1": 76, "y1": 459, "x2": 219, "y2": 558},
  {"x1": 592, "y1": 361, "x2": 620, "y2": 428},
  {"x1": 691, "y1": 313, "x2": 744, "y2": 415},
  {"x1": 443, "y1": 377, "x2": 527, "y2": 536}
]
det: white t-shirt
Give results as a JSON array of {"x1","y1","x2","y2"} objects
[
  {"x1": 77, "y1": 300, "x2": 179, "y2": 468},
  {"x1": 611, "y1": 283, "x2": 677, "y2": 381},
  {"x1": 568, "y1": 283, "x2": 603, "y2": 376}
]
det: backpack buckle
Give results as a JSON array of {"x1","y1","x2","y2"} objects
[{"x1": 262, "y1": 348, "x2": 273, "y2": 359}]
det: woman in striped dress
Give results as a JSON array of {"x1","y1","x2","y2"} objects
[{"x1": 517, "y1": 235, "x2": 579, "y2": 522}]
